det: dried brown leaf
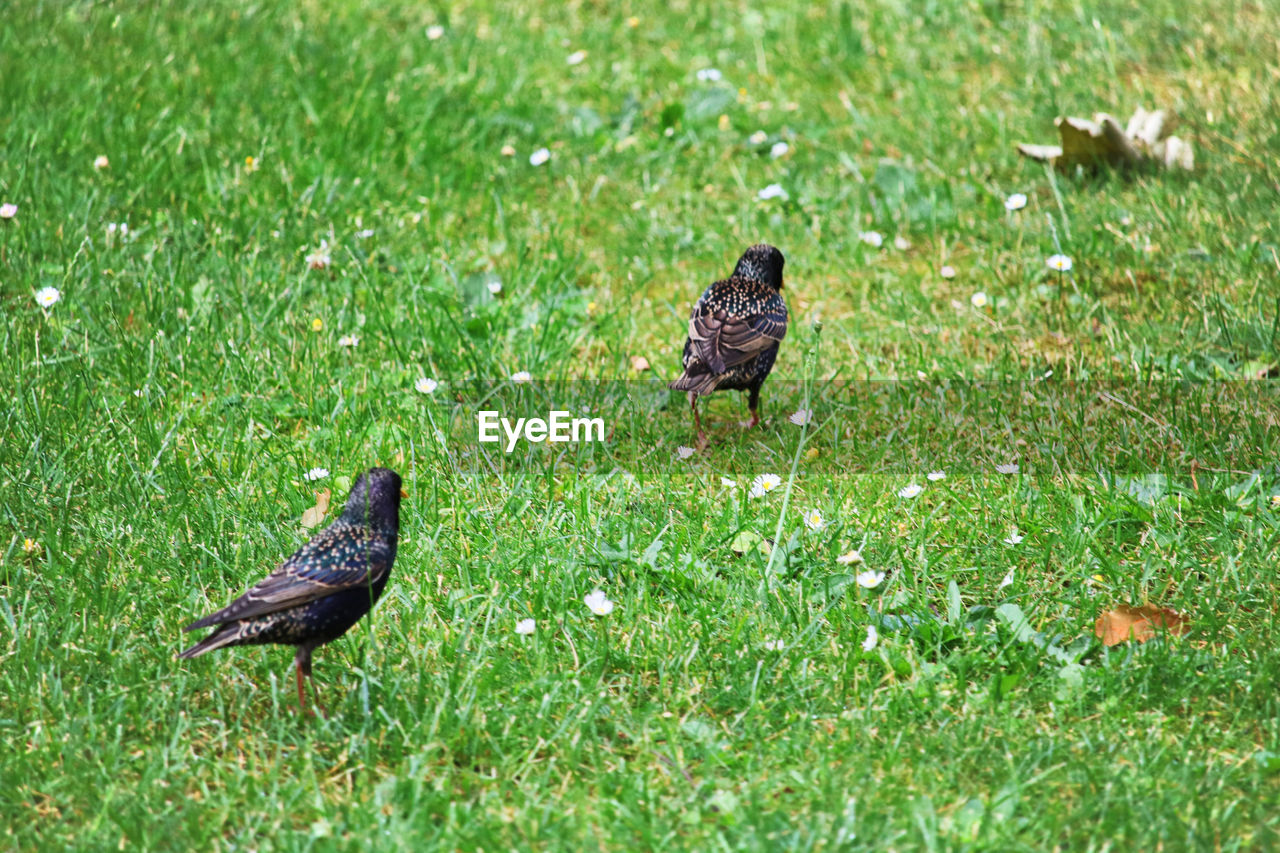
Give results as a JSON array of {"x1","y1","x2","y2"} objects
[
  {"x1": 301, "y1": 489, "x2": 331, "y2": 529},
  {"x1": 1016, "y1": 107, "x2": 1194, "y2": 171},
  {"x1": 1094, "y1": 603, "x2": 1189, "y2": 646}
]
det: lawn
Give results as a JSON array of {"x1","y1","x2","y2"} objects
[{"x1": 4, "y1": 0, "x2": 1280, "y2": 849}]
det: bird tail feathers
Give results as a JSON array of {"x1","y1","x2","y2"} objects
[
  {"x1": 177, "y1": 623, "x2": 241, "y2": 659},
  {"x1": 182, "y1": 611, "x2": 222, "y2": 632}
]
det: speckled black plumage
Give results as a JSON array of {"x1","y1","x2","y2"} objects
[
  {"x1": 670, "y1": 244, "x2": 789, "y2": 440},
  {"x1": 179, "y1": 467, "x2": 403, "y2": 714}
]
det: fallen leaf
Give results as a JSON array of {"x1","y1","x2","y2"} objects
[
  {"x1": 1094, "y1": 603, "x2": 1189, "y2": 646},
  {"x1": 630, "y1": 355, "x2": 650, "y2": 372},
  {"x1": 730, "y1": 530, "x2": 762, "y2": 556},
  {"x1": 1017, "y1": 107, "x2": 1194, "y2": 172},
  {"x1": 301, "y1": 489, "x2": 331, "y2": 529}
]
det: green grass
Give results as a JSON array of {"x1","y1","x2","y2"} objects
[{"x1": 4, "y1": 0, "x2": 1280, "y2": 849}]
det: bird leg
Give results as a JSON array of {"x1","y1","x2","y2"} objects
[
  {"x1": 294, "y1": 647, "x2": 327, "y2": 719},
  {"x1": 689, "y1": 392, "x2": 708, "y2": 448},
  {"x1": 295, "y1": 658, "x2": 307, "y2": 710},
  {"x1": 741, "y1": 388, "x2": 762, "y2": 429}
]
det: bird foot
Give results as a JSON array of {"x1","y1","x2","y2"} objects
[
  {"x1": 739, "y1": 416, "x2": 761, "y2": 429},
  {"x1": 695, "y1": 430, "x2": 709, "y2": 450}
]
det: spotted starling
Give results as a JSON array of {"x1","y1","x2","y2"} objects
[
  {"x1": 669, "y1": 244, "x2": 789, "y2": 443},
  {"x1": 179, "y1": 467, "x2": 404, "y2": 716}
]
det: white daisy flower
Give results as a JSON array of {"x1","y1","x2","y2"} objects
[
  {"x1": 515, "y1": 618, "x2": 536, "y2": 635},
  {"x1": 926, "y1": 470, "x2": 946, "y2": 482},
  {"x1": 23, "y1": 538, "x2": 38, "y2": 553},
  {"x1": 529, "y1": 148, "x2": 551, "y2": 167},
  {"x1": 998, "y1": 570, "x2": 1015, "y2": 590},
  {"x1": 763, "y1": 638, "x2": 785, "y2": 651},
  {"x1": 0, "y1": 203, "x2": 17, "y2": 219},
  {"x1": 859, "y1": 231, "x2": 883, "y2": 248},
  {"x1": 1005, "y1": 192, "x2": 1027, "y2": 211},
  {"x1": 749, "y1": 473, "x2": 782, "y2": 498},
  {"x1": 836, "y1": 549, "x2": 863, "y2": 565},
  {"x1": 749, "y1": 130, "x2": 768, "y2": 145},
  {"x1": 770, "y1": 141, "x2": 789, "y2": 158},
  {"x1": 304, "y1": 467, "x2": 329, "y2": 481},
  {"x1": 855, "y1": 570, "x2": 885, "y2": 588},
  {"x1": 940, "y1": 265, "x2": 957, "y2": 279},
  {"x1": 696, "y1": 68, "x2": 723, "y2": 82},
  {"x1": 93, "y1": 155, "x2": 110, "y2": 170},
  {"x1": 356, "y1": 229, "x2": 375, "y2": 239},
  {"x1": 337, "y1": 334, "x2": 359, "y2": 348},
  {"x1": 898, "y1": 483, "x2": 923, "y2": 499},
  {"x1": 566, "y1": 50, "x2": 587, "y2": 65},
  {"x1": 1003, "y1": 528, "x2": 1024, "y2": 546},
  {"x1": 789, "y1": 408, "x2": 812, "y2": 426},
  {"x1": 720, "y1": 476, "x2": 738, "y2": 488},
  {"x1": 500, "y1": 144, "x2": 516, "y2": 157},
  {"x1": 306, "y1": 241, "x2": 332, "y2": 270},
  {"x1": 35, "y1": 287, "x2": 61, "y2": 309},
  {"x1": 757, "y1": 183, "x2": 788, "y2": 201},
  {"x1": 1046, "y1": 254, "x2": 1073, "y2": 272},
  {"x1": 802, "y1": 508, "x2": 826, "y2": 531},
  {"x1": 970, "y1": 291, "x2": 989, "y2": 308},
  {"x1": 415, "y1": 377, "x2": 438, "y2": 394},
  {"x1": 486, "y1": 280, "x2": 503, "y2": 295},
  {"x1": 584, "y1": 589, "x2": 614, "y2": 616},
  {"x1": 426, "y1": 25, "x2": 445, "y2": 40},
  {"x1": 861, "y1": 625, "x2": 879, "y2": 651},
  {"x1": 893, "y1": 236, "x2": 911, "y2": 251},
  {"x1": 676, "y1": 445, "x2": 696, "y2": 460},
  {"x1": 510, "y1": 370, "x2": 532, "y2": 383},
  {"x1": 994, "y1": 463, "x2": 1019, "y2": 475}
]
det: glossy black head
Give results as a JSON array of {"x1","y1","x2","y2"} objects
[
  {"x1": 732, "y1": 244, "x2": 786, "y2": 290},
  {"x1": 341, "y1": 467, "x2": 403, "y2": 533}
]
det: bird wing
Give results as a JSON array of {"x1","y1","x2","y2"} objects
[
  {"x1": 688, "y1": 280, "x2": 788, "y2": 374},
  {"x1": 183, "y1": 523, "x2": 394, "y2": 630}
]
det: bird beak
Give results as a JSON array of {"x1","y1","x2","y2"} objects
[{"x1": 400, "y1": 488, "x2": 409, "y2": 498}]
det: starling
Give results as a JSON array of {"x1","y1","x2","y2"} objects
[
  {"x1": 179, "y1": 467, "x2": 405, "y2": 716},
  {"x1": 669, "y1": 244, "x2": 789, "y2": 444}
]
